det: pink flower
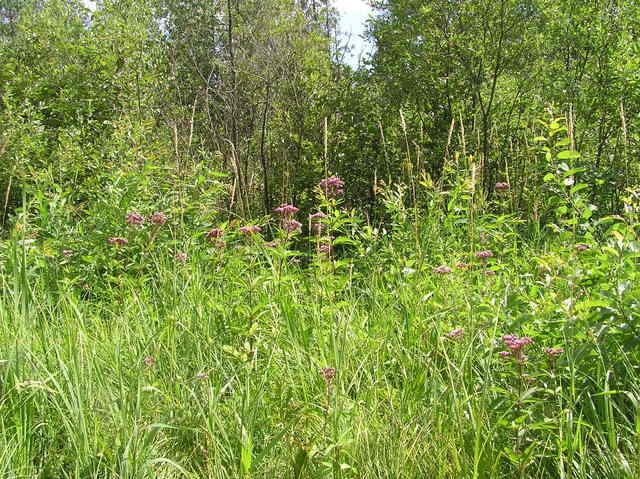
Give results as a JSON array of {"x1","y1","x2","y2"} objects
[
  {"x1": 239, "y1": 225, "x2": 262, "y2": 235},
  {"x1": 433, "y1": 265, "x2": 453, "y2": 274},
  {"x1": 456, "y1": 262, "x2": 469, "y2": 269},
  {"x1": 310, "y1": 212, "x2": 329, "y2": 234},
  {"x1": 62, "y1": 250, "x2": 73, "y2": 256},
  {"x1": 319, "y1": 176, "x2": 345, "y2": 198},
  {"x1": 107, "y1": 237, "x2": 128, "y2": 246},
  {"x1": 475, "y1": 250, "x2": 494, "y2": 259},
  {"x1": 575, "y1": 244, "x2": 589, "y2": 252},
  {"x1": 282, "y1": 220, "x2": 302, "y2": 233},
  {"x1": 495, "y1": 182, "x2": 509, "y2": 191},
  {"x1": 545, "y1": 347, "x2": 564, "y2": 358},
  {"x1": 320, "y1": 367, "x2": 336, "y2": 384},
  {"x1": 175, "y1": 252, "x2": 188, "y2": 262},
  {"x1": 483, "y1": 270, "x2": 496, "y2": 276},
  {"x1": 273, "y1": 204, "x2": 299, "y2": 217},
  {"x1": 205, "y1": 228, "x2": 224, "y2": 239},
  {"x1": 446, "y1": 328, "x2": 464, "y2": 340},
  {"x1": 318, "y1": 244, "x2": 332, "y2": 254},
  {"x1": 143, "y1": 356, "x2": 156, "y2": 366},
  {"x1": 125, "y1": 213, "x2": 145, "y2": 226},
  {"x1": 498, "y1": 351, "x2": 511, "y2": 358},
  {"x1": 150, "y1": 212, "x2": 167, "y2": 225},
  {"x1": 501, "y1": 334, "x2": 534, "y2": 362}
]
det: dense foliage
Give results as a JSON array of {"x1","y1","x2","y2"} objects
[{"x1": 0, "y1": 0, "x2": 639, "y2": 477}]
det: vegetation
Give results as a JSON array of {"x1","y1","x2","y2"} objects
[{"x1": 0, "y1": 0, "x2": 639, "y2": 477}]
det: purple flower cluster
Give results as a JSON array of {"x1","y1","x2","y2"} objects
[
  {"x1": 446, "y1": 328, "x2": 464, "y2": 340},
  {"x1": 475, "y1": 250, "x2": 494, "y2": 260},
  {"x1": 150, "y1": 211, "x2": 167, "y2": 225},
  {"x1": 282, "y1": 219, "x2": 302, "y2": 233},
  {"x1": 107, "y1": 237, "x2": 128, "y2": 246},
  {"x1": 495, "y1": 182, "x2": 509, "y2": 192},
  {"x1": 319, "y1": 176, "x2": 345, "y2": 198},
  {"x1": 320, "y1": 367, "x2": 336, "y2": 384},
  {"x1": 309, "y1": 212, "x2": 328, "y2": 234},
  {"x1": 273, "y1": 204, "x2": 299, "y2": 217},
  {"x1": 239, "y1": 225, "x2": 262, "y2": 235},
  {"x1": 545, "y1": 347, "x2": 564, "y2": 358},
  {"x1": 575, "y1": 244, "x2": 589, "y2": 252},
  {"x1": 433, "y1": 265, "x2": 453, "y2": 275},
  {"x1": 205, "y1": 228, "x2": 224, "y2": 240},
  {"x1": 499, "y1": 334, "x2": 533, "y2": 362},
  {"x1": 125, "y1": 212, "x2": 145, "y2": 226}
]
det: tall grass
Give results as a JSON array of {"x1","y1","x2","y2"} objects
[{"x1": 0, "y1": 202, "x2": 638, "y2": 478}]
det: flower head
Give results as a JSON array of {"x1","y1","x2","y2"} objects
[
  {"x1": 319, "y1": 244, "x2": 332, "y2": 254},
  {"x1": 319, "y1": 176, "x2": 345, "y2": 197},
  {"x1": 545, "y1": 347, "x2": 564, "y2": 358},
  {"x1": 456, "y1": 262, "x2": 469, "y2": 269},
  {"x1": 273, "y1": 204, "x2": 299, "y2": 217},
  {"x1": 175, "y1": 252, "x2": 188, "y2": 262},
  {"x1": 62, "y1": 249, "x2": 74, "y2": 257},
  {"x1": 495, "y1": 182, "x2": 509, "y2": 192},
  {"x1": 282, "y1": 219, "x2": 302, "y2": 233},
  {"x1": 501, "y1": 334, "x2": 533, "y2": 362},
  {"x1": 475, "y1": 250, "x2": 494, "y2": 259},
  {"x1": 433, "y1": 265, "x2": 453, "y2": 274},
  {"x1": 484, "y1": 270, "x2": 496, "y2": 276},
  {"x1": 320, "y1": 367, "x2": 336, "y2": 384},
  {"x1": 205, "y1": 228, "x2": 224, "y2": 240},
  {"x1": 150, "y1": 211, "x2": 167, "y2": 225},
  {"x1": 239, "y1": 225, "x2": 262, "y2": 235},
  {"x1": 575, "y1": 244, "x2": 590, "y2": 252},
  {"x1": 310, "y1": 212, "x2": 329, "y2": 234},
  {"x1": 143, "y1": 356, "x2": 156, "y2": 366},
  {"x1": 125, "y1": 213, "x2": 145, "y2": 226},
  {"x1": 446, "y1": 328, "x2": 464, "y2": 340},
  {"x1": 107, "y1": 237, "x2": 128, "y2": 246}
]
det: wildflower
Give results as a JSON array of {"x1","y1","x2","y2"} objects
[
  {"x1": 318, "y1": 176, "x2": 345, "y2": 198},
  {"x1": 239, "y1": 225, "x2": 262, "y2": 235},
  {"x1": 456, "y1": 262, "x2": 469, "y2": 269},
  {"x1": 264, "y1": 241, "x2": 278, "y2": 248},
  {"x1": 484, "y1": 270, "x2": 496, "y2": 276},
  {"x1": 575, "y1": 244, "x2": 590, "y2": 252},
  {"x1": 310, "y1": 212, "x2": 329, "y2": 234},
  {"x1": 501, "y1": 334, "x2": 533, "y2": 362},
  {"x1": 62, "y1": 250, "x2": 73, "y2": 256},
  {"x1": 143, "y1": 356, "x2": 156, "y2": 366},
  {"x1": 175, "y1": 252, "x2": 188, "y2": 262},
  {"x1": 319, "y1": 244, "x2": 331, "y2": 254},
  {"x1": 446, "y1": 328, "x2": 464, "y2": 340},
  {"x1": 150, "y1": 211, "x2": 167, "y2": 225},
  {"x1": 498, "y1": 351, "x2": 511, "y2": 358},
  {"x1": 475, "y1": 250, "x2": 494, "y2": 260},
  {"x1": 205, "y1": 228, "x2": 224, "y2": 240},
  {"x1": 320, "y1": 367, "x2": 336, "y2": 384},
  {"x1": 282, "y1": 220, "x2": 302, "y2": 233},
  {"x1": 273, "y1": 204, "x2": 299, "y2": 217},
  {"x1": 545, "y1": 347, "x2": 564, "y2": 358},
  {"x1": 107, "y1": 237, "x2": 128, "y2": 246},
  {"x1": 125, "y1": 213, "x2": 145, "y2": 226},
  {"x1": 433, "y1": 265, "x2": 453, "y2": 274},
  {"x1": 495, "y1": 182, "x2": 509, "y2": 192}
]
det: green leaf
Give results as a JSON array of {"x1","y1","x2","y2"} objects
[{"x1": 557, "y1": 150, "x2": 581, "y2": 159}]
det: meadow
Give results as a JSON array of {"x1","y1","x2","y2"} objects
[{"x1": 1, "y1": 171, "x2": 639, "y2": 478}]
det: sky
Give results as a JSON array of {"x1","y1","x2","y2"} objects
[
  {"x1": 334, "y1": 0, "x2": 374, "y2": 65},
  {"x1": 82, "y1": 0, "x2": 374, "y2": 66}
]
